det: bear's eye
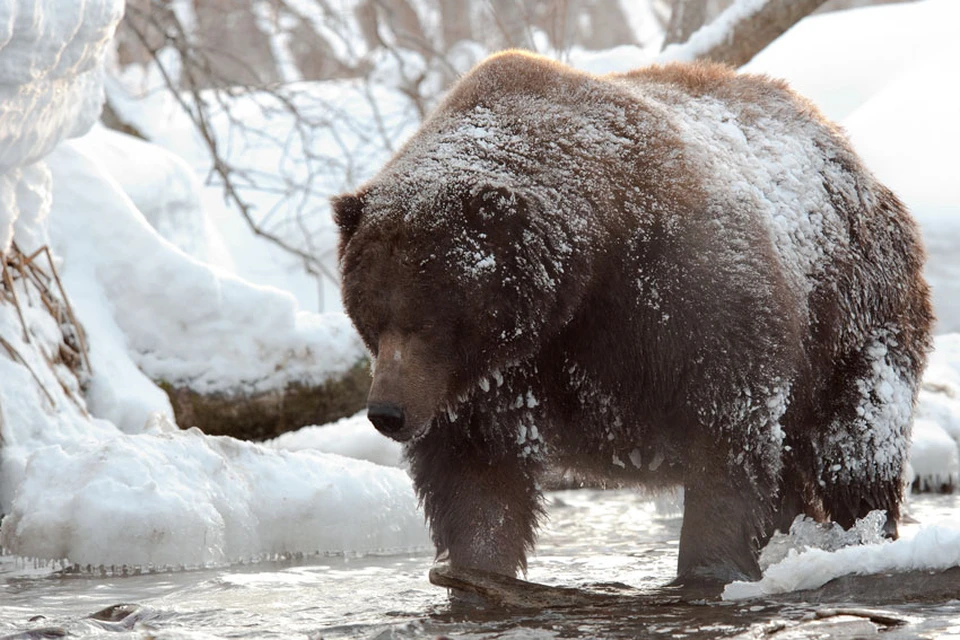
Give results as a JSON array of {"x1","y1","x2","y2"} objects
[{"x1": 395, "y1": 318, "x2": 435, "y2": 337}]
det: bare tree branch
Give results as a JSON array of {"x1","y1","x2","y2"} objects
[
  {"x1": 663, "y1": 0, "x2": 709, "y2": 47},
  {"x1": 661, "y1": 0, "x2": 830, "y2": 67},
  {"x1": 122, "y1": 3, "x2": 342, "y2": 287}
]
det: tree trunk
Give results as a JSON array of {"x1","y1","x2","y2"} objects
[
  {"x1": 663, "y1": 0, "x2": 709, "y2": 47},
  {"x1": 160, "y1": 360, "x2": 371, "y2": 441},
  {"x1": 662, "y1": 0, "x2": 831, "y2": 68}
]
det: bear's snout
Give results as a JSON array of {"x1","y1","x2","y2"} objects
[
  {"x1": 365, "y1": 330, "x2": 452, "y2": 441},
  {"x1": 367, "y1": 402, "x2": 406, "y2": 437}
]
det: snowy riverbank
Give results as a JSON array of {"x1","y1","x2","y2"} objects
[
  {"x1": 0, "y1": 0, "x2": 957, "y2": 590},
  {"x1": 0, "y1": 0, "x2": 427, "y2": 566}
]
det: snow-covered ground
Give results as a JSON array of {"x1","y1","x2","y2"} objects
[
  {"x1": 2, "y1": 416, "x2": 424, "y2": 567},
  {"x1": 268, "y1": 411, "x2": 404, "y2": 469},
  {"x1": 723, "y1": 508, "x2": 960, "y2": 600},
  {"x1": 0, "y1": 0, "x2": 427, "y2": 567},
  {"x1": 0, "y1": 0, "x2": 958, "y2": 592}
]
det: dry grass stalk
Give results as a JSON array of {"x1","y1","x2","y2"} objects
[
  {"x1": 1, "y1": 257, "x2": 30, "y2": 344},
  {"x1": 0, "y1": 334, "x2": 58, "y2": 408},
  {"x1": 34, "y1": 245, "x2": 91, "y2": 374},
  {"x1": 1, "y1": 243, "x2": 91, "y2": 406}
]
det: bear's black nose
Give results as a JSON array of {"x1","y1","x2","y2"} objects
[{"x1": 368, "y1": 402, "x2": 405, "y2": 436}]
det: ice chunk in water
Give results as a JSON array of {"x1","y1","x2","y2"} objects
[{"x1": 759, "y1": 510, "x2": 888, "y2": 570}]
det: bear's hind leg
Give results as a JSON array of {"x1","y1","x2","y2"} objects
[
  {"x1": 766, "y1": 447, "x2": 826, "y2": 541},
  {"x1": 815, "y1": 334, "x2": 919, "y2": 536},
  {"x1": 676, "y1": 459, "x2": 768, "y2": 585},
  {"x1": 674, "y1": 425, "x2": 783, "y2": 586},
  {"x1": 406, "y1": 415, "x2": 544, "y2": 577}
]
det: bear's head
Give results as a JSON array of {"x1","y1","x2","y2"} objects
[
  {"x1": 333, "y1": 176, "x2": 584, "y2": 442},
  {"x1": 330, "y1": 51, "x2": 630, "y2": 441}
]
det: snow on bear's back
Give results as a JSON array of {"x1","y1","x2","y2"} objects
[{"x1": 610, "y1": 64, "x2": 859, "y2": 300}]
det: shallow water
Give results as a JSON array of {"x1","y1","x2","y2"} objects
[{"x1": 1, "y1": 490, "x2": 958, "y2": 639}]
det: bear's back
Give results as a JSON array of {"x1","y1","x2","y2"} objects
[
  {"x1": 375, "y1": 51, "x2": 924, "y2": 338},
  {"x1": 606, "y1": 61, "x2": 929, "y2": 365},
  {"x1": 607, "y1": 63, "x2": 885, "y2": 301}
]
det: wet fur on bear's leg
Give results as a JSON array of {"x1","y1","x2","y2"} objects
[
  {"x1": 813, "y1": 332, "x2": 923, "y2": 537},
  {"x1": 674, "y1": 418, "x2": 781, "y2": 585},
  {"x1": 767, "y1": 447, "x2": 827, "y2": 540},
  {"x1": 406, "y1": 412, "x2": 544, "y2": 576},
  {"x1": 676, "y1": 484, "x2": 764, "y2": 584}
]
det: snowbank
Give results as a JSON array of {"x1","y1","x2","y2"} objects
[
  {"x1": 47, "y1": 138, "x2": 364, "y2": 419},
  {"x1": 0, "y1": 0, "x2": 126, "y2": 507},
  {"x1": 910, "y1": 335, "x2": 960, "y2": 489},
  {"x1": 723, "y1": 513, "x2": 960, "y2": 600},
  {"x1": 269, "y1": 412, "x2": 404, "y2": 469},
  {"x1": 0, "y1": 0, "x2": 123, "y2": 179},
  {"x1": 2, "y1": 416, "x2": 425, "y2": 567},
  {"x1": 0, "y1": 0, "x2": 426, "y2": 568},
  {"x1": 73, "y1": 124, "x2": 233, "y2": 268},
  {"x1": 743, "y1": 0, "x2": 959, "y2": 122}
]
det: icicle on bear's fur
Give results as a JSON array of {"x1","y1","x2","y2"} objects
[{"x1": 333, "y1": 50, "x2": 934, "y2": 585}]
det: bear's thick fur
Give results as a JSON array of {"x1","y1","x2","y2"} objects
[{"x1": 332, "y1": 51, "x2": 933, "y2": 584}]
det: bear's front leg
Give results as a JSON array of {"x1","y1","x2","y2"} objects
[{"x1": 405, "y1": 415, "x2": 543, "y2": 577}]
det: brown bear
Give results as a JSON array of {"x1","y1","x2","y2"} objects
[{"x1": 332, "y1": 50, "x2": 933, "y2": 585}]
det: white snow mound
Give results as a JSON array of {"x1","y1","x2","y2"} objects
[
  {"x1": 1, "y1": 416, "x2": 427, "y2": 567},
  {"x1": 724, "y1": 516, "x2": 960, "y2": 600},
  {"x1": 269, "y1": 412, "x2": 404, "y2": 469},
  {"x1": 0, "y1": 0, "x2": 423, "y2": 570},
  {"x1": 46, "y1": 139, "x2": 364, "y2": 422}
]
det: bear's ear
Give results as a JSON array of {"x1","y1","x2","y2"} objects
[{"x1": 331, "y1": 192, "x2": 365, "y2": 239}]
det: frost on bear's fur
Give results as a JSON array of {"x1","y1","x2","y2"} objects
[{"x1": 333, "y1": 50, "x2": 934, "y2": 585}]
